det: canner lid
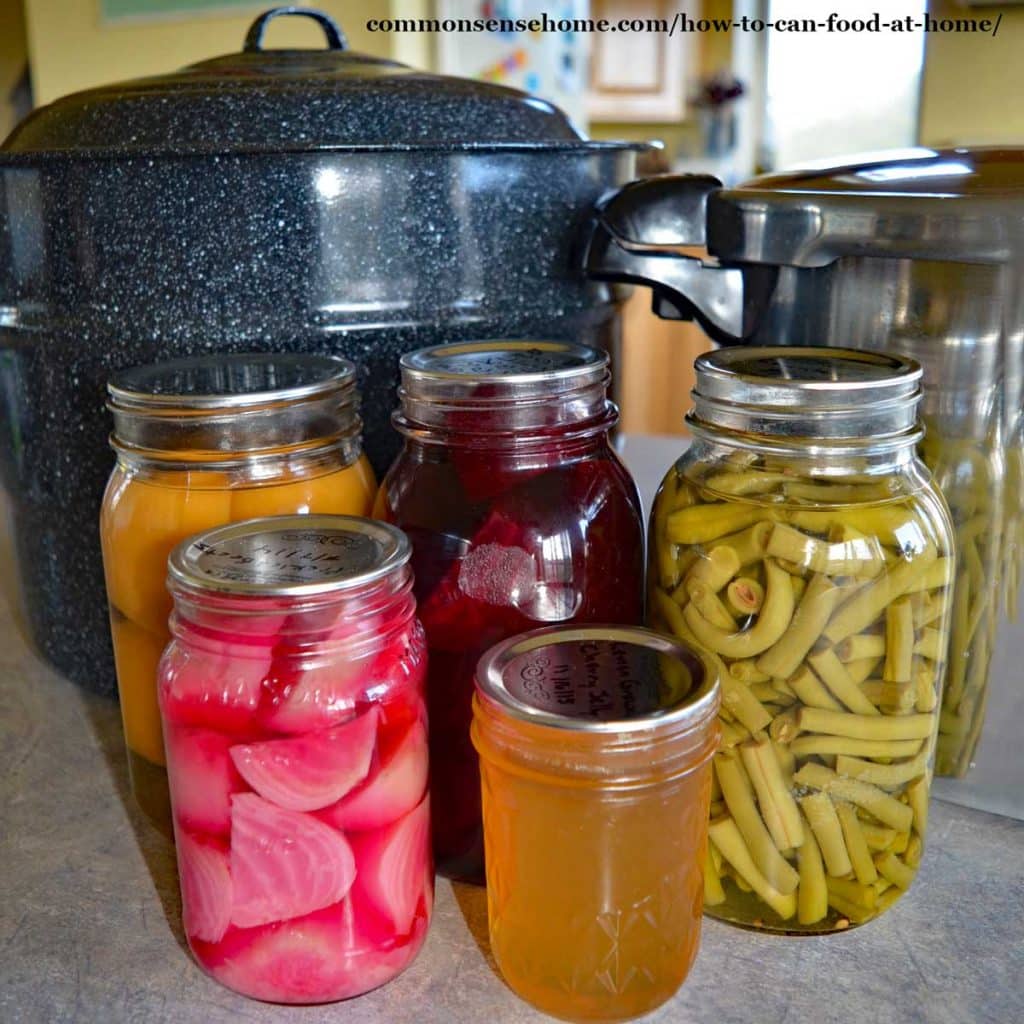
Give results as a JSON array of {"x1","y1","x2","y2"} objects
[
  {"x1": 708, "y1": 147, "x2": 1024, "y2": 266},
  {"x1": 2, "y1": 6, "x2": 641, "y2": 157}
]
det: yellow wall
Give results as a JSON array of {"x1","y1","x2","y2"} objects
[
  {"x1": 919, "y1": 0, "x2": 1024, "y2": 146},
  {"x1": 0, "y1": 0, "x2": 29, "y2": 139},
  {"x1": 22, "y1": 1, "x2": 432, "y2": 107}
]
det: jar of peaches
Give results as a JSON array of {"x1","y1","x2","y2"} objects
[
  {"x1": 648, "y1": 348, "x2": 953, "y2": 933},
  {"x1": 376, "y1": 340, "x2": 644, "y2": 881},
  {"x1": 101, "y1": 354, "x2": 376, "y2": 827},
  {"x1": 159, "y1": 515, "x2": 430, "y2": 1004}
]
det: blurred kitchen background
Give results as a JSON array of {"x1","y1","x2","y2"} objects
[{"x1": 1, "y1": 0, "x2": 1020, "y2": 434}]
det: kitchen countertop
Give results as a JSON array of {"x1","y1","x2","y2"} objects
[{"x1": 3, "y1": 444, "x2": 1024, "y2": 1024}]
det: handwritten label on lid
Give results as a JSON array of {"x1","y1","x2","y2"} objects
[
  {"x1": 190, "y1": 528, "x2": 382, "y2": 588},
  {"x1": 502, "y1": 639, "x2": 692, "y2": 722}
]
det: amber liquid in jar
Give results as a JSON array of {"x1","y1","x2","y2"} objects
[
  {"x1": 100, "y1": 354, "x2": 376, "y2": 828},
  {"x1": 472, "y1": 627, "x2": 720, "y2": 1022}
]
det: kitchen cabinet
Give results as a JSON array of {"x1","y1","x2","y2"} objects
[
  {"x1": 617, "y1": 286, "x2": 711, "y2": 436},
  {"x1": 587, "y1": 0, "x2": 693, "y2": 122}
]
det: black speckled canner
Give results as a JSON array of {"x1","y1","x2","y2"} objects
[{"x1": 0, "y1": 8, "x2": 645, "y2": 693}]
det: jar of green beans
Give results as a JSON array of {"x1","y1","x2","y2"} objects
[{"x1": 648, "y1": 348, "x2": 954, "y2": 934}]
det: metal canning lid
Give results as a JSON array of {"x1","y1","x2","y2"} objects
[
  {"x1": 108, "y1": 352, "x2": 360, "y2": 456},
  {"x1": 109, "y1": 352, "x2": 356, "y2": 411},
  {"x1": 399, "y1": 340, "x2": 609, "y2": 401},
  {"x1": 475, "y1": 625, "x2": 720, "y2": 734},
  {"x1": 690, "y1": 346, "x2": 924, "y2": 441},
  {"x1": 168, "y1": 515, "x2": 410, "y2": 598},
  {"x1": 396, "y1": 340, "x2": 613, "y2": 433}
]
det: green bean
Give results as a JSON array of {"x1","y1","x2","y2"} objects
[
  {"x1": 647, "y1": 456, "x2": 948, "y2": 931},
  {"x1": 727, "y1": 577, "x2": 765, "y2": 616},
  {"x1": 823, "y1": 544, "x2": 938, "y2": 644},
  {"x1": 874, "y1": 851, "x2": 915, "y2": 890},
  {"x1": 667, "y1": 503, "x2": 767, "y2": 545},
  {"x1": 686, "y1": 580, "x2": 738, "y2": 631},
  {"x1": 684, "y1": 559, "x2": 795, "y2": 659},
  {"x1": 788, "y1": 665, "x2": 843, "y2": 712},
  {"x1": 740, "y1": 736, "x2": 804, "y2": 852},
  {"x1": 767, "y1": 522, "x2": 885, "y2": 577},
  {"x1": 883, "y1": 598, "x2": 914, "y2": 683},
  {"x1": 808, "y1": 647, "x2": 880, "y2": 716},
  {"x1": 793, "y1": 763, "x2": 914, "y2": 833},
  {"x1": 834, "y1": 749, "x2": 930, "y2": 790},
  {"x1": 799, "y1": 792, "x2": 851, "y2": 878},
  {"x1": 796, "y1": 813, "x2": 828, "y2": 926},
  {"x1": 715, "y1": 753, "x2": 800, "y2": 893},
  {"x1": 708, "y1": 817, "x2": 797, "y2": 921},
  {"x1": 711, "y1": 521, "x2": 775, "y2": 567},
  {"x1": 836, "y1": 634, "x2": 886, "y2": 663},
  {"x1": 757, "y1": 573, "x2": 839, "y2": 679},
  {"x1": 704, "y1": 470, "x2": 793, "y2": 497},
  {"x1": 836, "y1": 803, "x2": 878, "y2": 885},
  {"x1": 796, "y1": 707, "x2": 934, "y2": 742},
  {"x1": 789, "y1": 735, "x2": 922, "y2": 760},
  {"x1": 729, "y1": 659, "x2": 772, "y2": 683},
  {"x1": 685, "y1": 545, "x2": 742, "y2": 592}
]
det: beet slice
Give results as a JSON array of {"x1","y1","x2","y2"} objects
[
  {"x1": 229, "y1": 707, "x2": 378, "y2": 812},
  {"x1": 165, "y1": 724, "x2": 248, "y2": 838},
  {"x1": 159, "y1": 642, "x2": 269, "y2": 734},
  {"x1": 319, "y1": 719, "x2": 428, "y2": 833},
  {"x1": 229, "y1": 793, "x2": 357, "y2": 929},
  {"x1": 256, "y1": 651, "x2": 367, "y2": 736},
  {"x1": 176, "y1": 830, "x2": 232, "y2": 944},
  {"x1": 195, "y1": 898, "x2": 426, "y2": 1004},
  {"x1": 349, "y1": 794, "x2": 431, "y2": 937}
]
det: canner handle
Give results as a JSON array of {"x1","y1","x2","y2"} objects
[
  {"x1": 581, "y1": 174, "x2": 768, "y2": 344},
  {"x1": 244, "y1": 6, "x2": 349, "y2": 51}
]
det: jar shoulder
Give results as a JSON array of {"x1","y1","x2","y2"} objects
[{"x1": 380, "y1": 443, "x2": 642, "y2": 533}]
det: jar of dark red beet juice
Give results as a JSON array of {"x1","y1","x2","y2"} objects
[{"x1": 376, "y1": 340, "x2": 644, "y2": 880}]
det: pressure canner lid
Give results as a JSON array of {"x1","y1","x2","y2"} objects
[{"x1": 709, "y1": 148, "x2": 1024, "y2": 266}]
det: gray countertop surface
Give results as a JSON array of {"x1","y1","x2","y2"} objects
[{"x1": 3, "y1": 443, "x2": 1024, "y2": 1024}]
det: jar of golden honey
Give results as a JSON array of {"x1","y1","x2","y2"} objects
[
  {"x1": 471, "y1": 626, "x2": 720, "y2": 1022},
  {"x1": 648, "y1": 348, "x2": 954, "y2": 933},
  {"x1": 100, "y1": 353, "x2": 376, "y2": 827}
]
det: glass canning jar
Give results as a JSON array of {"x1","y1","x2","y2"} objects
[
  {"x1": 920, "y1": 415, "x2": 1004, "y2": 777},
  {"x1": 647, "y1": 348, "x2": 954, "y2": 934},
  {"x1": 100, "y1": 353, "x2": 376, "y2": 828},
  {"x1": 159, "y1": 515, "x2": 430, "y2": 1004},
  {"x1": 376, "y1": 340, "x2": 645, "y2": 881},
  {"x1": 472, "y1": 626, "x2": 721, "y2": 1023}
]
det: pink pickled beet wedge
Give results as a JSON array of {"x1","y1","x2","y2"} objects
[
  {"x1": 230, "y1": 793, "x2": 357, "y2": 928},
  {"x1": 177, "y1": 830, "x2": 233, "y2": 944},
  {"x1": 202, "y1": 898, "x2": 425, "y2": 1004},
  {"x1": 319, "y1": 719, "x2": 428, "y2": 832},
  {"x1": 257, "y1": 653, "x2": 369, "y2": 735},
  {"x1": 349, "y1": 794, "x2": 431, "y2": 936},
  {"x1": 160, "y1": 642, "x2": 270, "y2": 734},
  {"x1": 165, "y1": 724, "x2": 248, "y2": 838},
  {"x1": 229, "y1": 707, "x2": 379, "y2": 812}
]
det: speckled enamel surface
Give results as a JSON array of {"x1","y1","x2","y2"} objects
[{"x1": 0, "y1": 143, "x2": 637, "y2": 693}]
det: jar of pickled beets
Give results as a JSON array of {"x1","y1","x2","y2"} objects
[
  {"x1": 159, "y1": 515, "x2": 430, "y2": 1004},
  {"x1": 648, "y1": 348, "x2": 954, "y2": 933},
  {"x1": 101, "y1": 354, "x2": 376, "y2": 827},
  {"x1": 472, "y1": 626, "x2": 721, "y2": 1022},
  {"x1": 376, "y1": 340, "x2": 644, "y2": 880}
]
